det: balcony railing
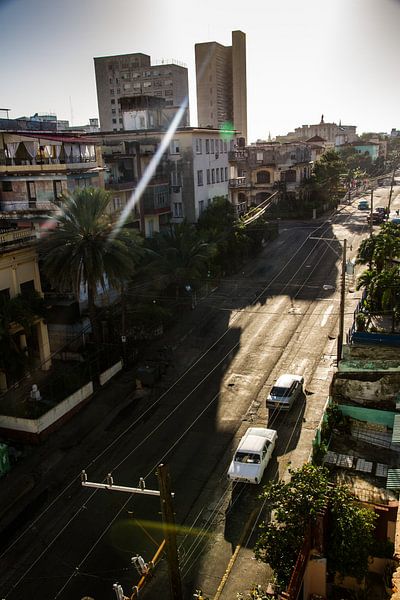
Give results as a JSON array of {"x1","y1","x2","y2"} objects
[
  {"x1": 0, "y1": 200, "x2": 59, "y2": 212},
  {"x1": 105, "y1": 179, "x2": 137, "y2": 191},
  {"x1": 228, "y1": 177, "x2": 251, "y2": 188},
  {"x1": 0, "y1": 228, "x2": 38, "y2": 249},
  {"x1": 228, "y1": 150, "x2": 249, "y2": 161}
]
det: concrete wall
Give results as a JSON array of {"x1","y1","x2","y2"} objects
[
  {"x1": 100, "y1": 361, "x2": 123, "y2": 386},
  {"x1": 0, "y1": 382, "x2": 93, "y2": 442}
]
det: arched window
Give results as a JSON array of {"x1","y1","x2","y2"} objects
[{"x1": 256, "y1": 170, "x2": 270, "y2": 184}]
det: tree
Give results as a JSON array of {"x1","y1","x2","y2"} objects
[
  {"x1": 39, "y1": 187, "x2": 142, "y2": 341},
  {"x1": 147, "y1": 222, "x2": 216, "y2": 299},
  {"x1": 255, "y1": 464, "x2": 377, "y2": 588},
  {"x1": 313, "y1": 149, "x2": 345, "y2": 199}
]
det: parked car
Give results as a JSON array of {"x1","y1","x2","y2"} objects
[
  {"x1": 376, "y1": 207, "x2": 387, "y2": 216},
  {"x1": 367, "y1": 211, "x2": 385, "y2": 225},
  {"x1": 358, "y1": 200, "x2": 370, "y2": 210},
  {"x1": 267, "y1": 373, "x2": 304, "y2": 411},
  {"x1": 227, "y1": 427, "x2": 277, "y2": 484}
]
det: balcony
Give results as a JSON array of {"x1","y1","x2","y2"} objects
[
  {"x1": 228, "y1": 177, "x2": 251, "y2": 189},
  {"x1": 228, "y1": 150, "x2": 249, "y2": 162},
  {"x1": 142, "y1": 183, "x2": 171, "y2": 215},
  {"x1": 105, "y1": 179, "x2": 137, "y2": 191},
  {"x1": 0, "y1": 228, "x2": 38, "y2": 250}
]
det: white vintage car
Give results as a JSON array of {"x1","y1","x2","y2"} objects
[
  {"x1": 227, "y1": 427, "x2": 277, "y2": 484},
  {"x1": 267, "y1": 373, "x2": 304, "y2": 411}
]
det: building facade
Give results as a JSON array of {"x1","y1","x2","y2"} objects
[
  {"x1": 93, "y1": 127, "x2": 237, "y2": 235},
  {"x1": 195, "y1": 30, "x2": 247, "y2": 141},
  {"x1": 276, "y1": 117, "x2": 357, "y2": 146},
  {"x1": 94, "y1": 52, "x2": 189, "y2": 132},
  {"x1": 228, "y1": 142, "x2": 312, "y2": 215}
]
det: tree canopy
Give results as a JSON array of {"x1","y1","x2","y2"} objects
[{"x1": 255, "y1": 464, "x2": 376, "y2": 588}]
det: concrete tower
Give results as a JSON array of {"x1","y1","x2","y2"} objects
[{"x1": 195, "y1": 30, "x2": 247, "y2": 142}]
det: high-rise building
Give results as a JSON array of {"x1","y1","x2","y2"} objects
[
  {"x1": 195, "y1": 30, "x2": 247, "y2": 142},
  {"x1": 94, "y1": 52, "x2": 189, "y2": 132}
]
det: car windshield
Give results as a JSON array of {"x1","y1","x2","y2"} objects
[
  {"x1": 270, "y1": 386, "x2": 290, "y2": 397},
  {"x1": 234, "y1": 452, "x2": 261, "y2": 464}
]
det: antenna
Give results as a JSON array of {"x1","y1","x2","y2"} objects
[{"x1": 69, "y1": 96, "x2": 74, "y2": 126}]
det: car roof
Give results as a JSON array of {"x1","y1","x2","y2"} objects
[
  {"x1": 274, "y1": 373, "x2": 300, "y2": 388},
  {"x1": 237, "y1": 428, "x2": 276, "y2": 453}
]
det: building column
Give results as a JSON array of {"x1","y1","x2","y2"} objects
[
  {"x1": 36, "y1": 320, "x2": 51, "y2": 371},
  {"x1": 0, "y1": 371, "x2": 7, "y2": 393}
]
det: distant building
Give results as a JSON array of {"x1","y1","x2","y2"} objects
[
  {"x1": 13, "y1": 113, "x2": 99, "y2": 133},
  {"x1": 276, "y1": 116, "x2": 357, "y2": 146},
  {"x1": 228, "y1": 141, "x2": 312, "y2": 215},
  {"x1": 94, "y1": 52, "x2": 189, "y2": 132},
  {"x1": 91, "y1": 127, "x2": 237, "y2": 235},
  {"x1": 390, "y1": 128, "x2": 400, "y2": 137},
  {"x1": 195, "y1": 30, "x2": 247, "y2": 142}
]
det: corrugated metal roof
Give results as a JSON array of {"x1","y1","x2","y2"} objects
[
  {"x1": 391, "y1": 414, "x2": 400, "y2": 443},
  {"x1": 386, "y1": 469, "x2": 400, "y2": 489}
]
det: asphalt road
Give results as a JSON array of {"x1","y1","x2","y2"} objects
[{"x1": 1, "y1": 185, "x2": 399, "y2": 600}]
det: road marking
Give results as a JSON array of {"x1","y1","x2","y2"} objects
[{"x1": 320, "y1": 304, "x2": 333, "y2": 327}]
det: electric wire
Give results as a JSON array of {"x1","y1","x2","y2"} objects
[{"x1": 0, "y1": 198, "x2": 378, "y2": 597}]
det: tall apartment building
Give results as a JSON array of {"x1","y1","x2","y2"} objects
[
  {"x1": 94, "y1": 52, "x2": 189, "y2": 132},
  {"x1": 195, "y1": 30, "x2": 247, "y2": 142}
]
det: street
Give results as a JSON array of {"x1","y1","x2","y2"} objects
[{"x1": 1, "y1": 184, "x2": 399, "y2": 600}]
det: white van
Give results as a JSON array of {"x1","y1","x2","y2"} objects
[
  {"x1": 227, "y1": 427, "x2": 277, "y2": 484},
  {"x1": 267, "y1": 373, "x2": 304, "y2": 411}
]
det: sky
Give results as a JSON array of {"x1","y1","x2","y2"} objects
[{"x1": 0, "y1": 0, "x2": 399, "y2": 142}]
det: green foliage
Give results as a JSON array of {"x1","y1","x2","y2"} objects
[
  {"x1": 370, "y1": 539, "x2": 394, "y2": 559},
  {"x1": 313, "y1": 149, "x2": 345, "y2": 198},
  {"x1": 255, "y1": 464, "x2": 377, "y2": 588},
  {"x1": 147, "y1": 222, "x2": 216, "y2": 296},
  {"x1": 356, "y1": 223, "x2": 400, "y2": 322},
  {"x1": 327, "y1": 486, "x2": 376, "y2": 580},
  {"x1": 39, "y1": 187, "x2": 143, "y2": 338}
]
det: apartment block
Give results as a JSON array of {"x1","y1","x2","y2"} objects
[
  {"x1": 195, "y1": 30, "x2": 247, "y2": 142},
  {"x1": 94, "y1": 52, "x2": 189, "y2": 132},
  {"x1": 228, "y1": 142, "x2": 312, "y2": 215},
  {"x1": 93, "y1": 127, "x2": 237, "y2": 235}
]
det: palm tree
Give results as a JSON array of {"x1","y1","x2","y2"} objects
[
  {"x1": 40, "y1": 187, "x2": 142, "y2": 341},
  {"x1": 148, "y1": 222, "x2": 216, "y2": 299}
]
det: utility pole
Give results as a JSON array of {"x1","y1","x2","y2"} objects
[
  {"x1": 369, "y1": 187, "x2": 374, "y2": 237},
  {"x1": 81, "y1": 466, "x2": 183, "y2": 600},
  {"x1": 157, "y1": 464, "x2": 183, "y2": 600},
  {"x1": 388, "y1": 163, "x2": 397, "y2": 215},
  {"x1": 337, "y1": 239, "x2": 347, "y2": 366}
]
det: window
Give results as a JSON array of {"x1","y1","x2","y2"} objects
[
  {"x1": 256, "y1": 171, "x2": 270, "y2": 184},
  {"x1": 173, "y1": 202, "x2": 183, "y2": 217},
  {"x1": 1, "y1": 181, "x2": 12, "y2": 192},
  {"x1": 205, "y1": 139, "x2": 210, "y2": 154},
  {"x1": 110, "y1": 89, "x2": 115, "y2": 95},
  {"x1": 124, "y1": 83, "x2": 131, "y2": 90},
  {"x1": 197, "y1": 170, "x2": 203, "y2": 186},
  {"x1": 0, "y1": 288, "x2": 10, "y2": 302},
  {"x1": 53, "y1": 180, "x2": 62, "y2": 200},
  {"x1": 112, "y1": 118, "x2": 117, "y2": 124},
  {"x1": 195, "y1": 138, "x2": 202, "y2": 154},
  {"x1": 199, "y1": 200, "x2": 204, "y2": 214},
  {"x1": 143, "y1": 81, "x2": 152, "y2": 88},
  {"x1": 170, "y1": 139, "x2": 180, "y2": 154},
  {"x1": 220, "y1": 139, "x2": 223, "y2": 152},
  {"x1": 133, "y1": 82, "x2": 141, "y2": 89},
  {"x1": 111, "y1": 109, "x2": 116, "y2": 114},
  {"x1": 20, "y1": 280, "x2": 35, "y2": 296},
  {"x1": 119, "y1": 118, "x2": 123, "y2": 124},
  {"x1": 164, "y1": 90, "x2": 173, "y2": 96},
  {"x1": 111, "y1": 99, "x2": 115, "y2": 104},
  {"x1": 206, "y1": 169, "x2": 210, "y2": 184},
  {"x1": 27, "y1": 181, "x2": 36, "y2": 200},
  {"x1": 223, "y1": 141, "x2": 227, "y2": 153},
  {"x1": 211, "y1": 169, "x2": 215, "y2": 184},
  {"x1": 216, "y1": 169, "x2": 220, "y2": 183},
  {"x1": 225, "y1": 167, "x2": 228, "y2": 181},
  {"x1": 210, "y1": 139, "x2": 214, "y2": 153},
  {"x1": 220, "y1": 167, "x2": 224, "y2": 182}
]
